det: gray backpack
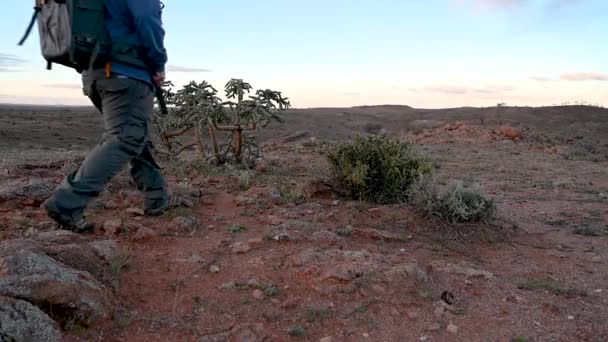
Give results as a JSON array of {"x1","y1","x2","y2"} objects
[{"x1": 19, "y1": 0, "x2": 147, "y2": 72}]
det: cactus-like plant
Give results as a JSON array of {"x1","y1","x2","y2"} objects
[{"x1": 154, "y1": 78, "x2": 290, "y2": 165}]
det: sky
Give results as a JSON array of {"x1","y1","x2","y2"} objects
[{"x1": 0, "y1": 0, "x2": 606, "y2": 108}]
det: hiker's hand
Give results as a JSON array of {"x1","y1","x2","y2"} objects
[{"x1": 153, "y1": 71, "x2": 165, "y2": 86}]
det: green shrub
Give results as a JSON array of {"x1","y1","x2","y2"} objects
[
  {"x1": 409, "y1": 178, "x2": 495, "y2": 224},
  {"x1": 327, "y1": 135, "x2": 433, "y2": 204}
]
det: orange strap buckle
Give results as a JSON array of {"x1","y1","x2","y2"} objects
[{"x1": 104, "y1": 62, "x2": 111, "y2": 78}]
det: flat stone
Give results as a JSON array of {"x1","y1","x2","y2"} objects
[
  {"x1": 252, "y1": 289, "x2": 265, "y2": 300},
  {"x1": 447, "y1": 324, "x2": 459, "y2": 334},
  {"x1": 232, "y1": 242, "x2": 251, "y2": 254},
  {"x1": 125, "y1": 208, "x2": 145, "y2": 216},
  {"x1": 131, "y1": 226, "x2": 157, "y2": 242},
  {"x1": 427, "y1": 323, "x2": 441, "y2": 332},
  {"x1": 102, "y1": 219, "x2": 122, "y2": 236}
]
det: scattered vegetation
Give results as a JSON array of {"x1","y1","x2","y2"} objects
[
  {"x1": 511, "y1": 337, "x2": 529, "y2": 342},
  {"x1": 303, "y1": 306, "x2": 330, "y2": 323},
  {"x1": 572, "y1": 223, "x2": 608, "y2": 237},
  {"x1": 109, "y1": 248, "x2": 133, "y2": 290},
  {"x1": 517, "y1": 278, "x2": 586, "y2": 297},
  {"x1": 228, "y1": 225, "x2": 248, "y2": 234},
  {"x1": 287, "y1": 325, "x2": 307, "y2": 337},
  {"x1": 327, "y1": 135, "x2": 433, "y2": 204},
  {"x1": 408, "y1": 178, "x2": 495, "y2": 224}
]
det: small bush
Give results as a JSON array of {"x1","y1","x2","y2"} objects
[
  {"x1": 327, "y1": 135, "x2": 433, "y2": 204},
  {"x1": 409, "y1": 178, "x2": 495, "y2": 224}
]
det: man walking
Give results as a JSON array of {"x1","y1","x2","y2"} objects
[{"x1": 43, "y1": 0, "x2": 189, "y2": 233}]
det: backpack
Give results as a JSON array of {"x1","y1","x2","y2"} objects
[{"x1": 19, "y1": 0, "x2": 148, "y2": 73}]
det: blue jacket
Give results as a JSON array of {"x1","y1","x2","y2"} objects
[{"x1": 104, "y1": 0, "x2": 167, "y2": 86}]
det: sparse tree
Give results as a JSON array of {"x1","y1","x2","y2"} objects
[{"x1": 153, "y1": 78, "x2": 290, "y2": 165}]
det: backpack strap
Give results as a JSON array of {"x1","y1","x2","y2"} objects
[{"x1": 18, "y1": 5, "x2": 42, "y2": 46}]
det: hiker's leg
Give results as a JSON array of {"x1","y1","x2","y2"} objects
[
  {"x1": 45, "y1": 77, "x2": 153, "y2": 216},
  {"x1": 129, "y1": 141, "x2": 168, "y2": 210}
]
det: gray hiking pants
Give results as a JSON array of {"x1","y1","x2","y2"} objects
[{"x1": 45, "y1": 72, "x2": 167, "y2": 217}]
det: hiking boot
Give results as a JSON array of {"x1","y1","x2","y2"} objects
[
  {"x1": 42, "y1": 201, "x2": 95, "y2": 234},
  {"x1": 144, "y1": 195, "x2": 193, "y2": 217}
]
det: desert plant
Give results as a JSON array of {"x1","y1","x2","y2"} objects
[
  {"x1": 408, "y1": 178, "x2": 495, "y2": 224},
  {"x1": 209, "y1": 79, "x2": 290, "y2": 163},
  {"x1": 153, "y1": 80, "x2": 222, "y2": 155},
  {"x1": 154, "y1": 78, "x2": 290, "y2": 165},
  {"x1": 327, "y1": 135, "x2": 433, "y2": 204}
]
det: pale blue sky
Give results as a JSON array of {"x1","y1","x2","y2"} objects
[{"x1": 1, "y1": 0, "x2": 606, "y2": 108}]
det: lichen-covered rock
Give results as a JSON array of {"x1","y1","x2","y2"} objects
[
  {"x1": 0, "y1": 296, "x2": 61, "y2": 342},
  {"x1": 0, "y1": 240, "x2": 113, "y2": 329},
  {"x1": 0, "y1": 179, "x2": 55, "y2": 204}
]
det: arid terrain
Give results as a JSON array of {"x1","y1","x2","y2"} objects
[{"x1": 1, "y1": 104, "x2": 607, "y2": 342}]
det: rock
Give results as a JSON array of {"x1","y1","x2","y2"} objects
[
  {"x1": 131, "y1": 226, "x2": 157, "y2": 242},
  {"x1": 385, "y1": 261, "x2": 428, "y2": 282},
  {"x1": 302, "y1": 137, "x2": 319, "y2": 148},
  {"x1": 0, "y1": 241, "x2": 113, "y2": 328},
  {"x1": 320, "y1": 337, "x2": 333, "y2": 342},
  {"x1": 172, "y1": 216, "x2": 199, "y2": 231},
  {"x1": 332, "y1": 200, "x2": 340, "y2": 206},
  {"x1": 352, "y1": 228, "x2": 402, "y2": 242},
  {"x1": 248, "y1": 238, "x2": 264, "y2": 249},
  {"x1": 427, "y1": 322, "x2": 441, "y2": 332},
  {"x1": 174, "y1": 184, "x2": 202, "y2": 198},
  {"x1": 0, "y1": 179, "x2": 55, "y2": 204},
  {"x1": 252, "y1": 289, "x2": 265, "y2": 300},
  {"x1": 125, "y1": 208, "x2": 145, "y2": 216},
  {"x1": 265, "y1": 187, "x2": 282, "y2": 202},
  {"x1": 505, "y1": 295, "x2": 527, "y2": 304},
  {"x1": 38, "y1": 243, "x2": 107, "y2": 280},
  {"x1": 0, "y1": 296, "x2": 61, "y2": 342},
  {"x1": 312, "y1": 230, "x2": 340, "y2": 245},
  {"x1": 447, "y1": 323, "x2": 459, "y2": 334},
  {"x1": 254, "y1": 159, "x2": 269, "y2": 173},
  {"x1": 232, "y1": 242, "x2": 251, "y2": 254},
  {"x1": 300, "y1": 179, "x2": 333, "y2": 199},
  {"x1": 102, "y1": 219, "x2": 122, "y2": 236},
  {"x1": 406, "y1": 309, "x2": 419, "y2": 320},
  {"x1": 434, "y1": 306, "x2": 447, "y2": 319},
  {"x1": 219, "y1": 282, "x2": 236, "y2": 290},
  {"x1": 268, "y1": 215, "x2": 283, "y2": 226},
  {"x1": 430, "y1": 261, "x2": 494, "y2": 280},
  {"x1": 283, "y1": 130, "x2": 310, "y2": 143},
  {"x1": 88, "y1": 240, "x2": 118, "y2": 261},
  {"x1": 35, "y1": 230, "x2": 87, "y2": 245},
  {"x1": 209, "y1": 265, "x2": 220, "y2": 274},
  {"x1": 104, "y1": 200, "x2": 118, "y2": 210},
  {"x1": 592, "y1": 256, "x2": 602, "y2": 263}
]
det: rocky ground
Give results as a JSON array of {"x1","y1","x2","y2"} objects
[{"x1": 0, "y1": 105, "x2": 607, "y2": 342}]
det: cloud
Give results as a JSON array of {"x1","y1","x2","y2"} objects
[
  {"x1": 166, "y1": 65, "x2": 212, "y2": 73},
  {"x1": 425, "y1": 86, "x2": 470, "y2": 94},
  {"x1": 342, "y1": 92, "x2": 361, "y2": 96},
  {"x1": 0, "y1": 53, "x2": 27, "y2": 72},
  {"x1": 423, "y1": 84, "x2": 514, "y2": 95},
  {"x1": 560, "y1": 72, "x2": 608, "y2": 81},
  {"x1": 530, "y1": 76, "x2": 552, "y2": 82}
]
